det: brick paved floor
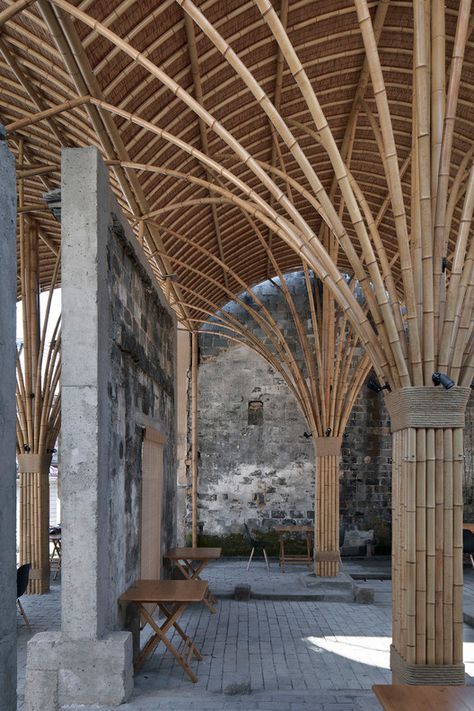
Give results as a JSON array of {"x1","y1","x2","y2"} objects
[{"x1": 15, "y1": 560, "x2": 474, "y2": 710}]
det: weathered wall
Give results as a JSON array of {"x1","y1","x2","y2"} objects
[
  {"x1": 107, "y1": 214, "x2": 176, "y2": 607},
  {"x1": 192, "y1": 272, "x2": 392, "y2": 548},
  {"x1": 192, "y1": 274, "x2": 472, "y2": 552},
  {"x1": 196, "y1": 343, "x2": 315, "y2": 533},
  {"x1": 194, "y1": 341, "x2": 393, "y2": 547},
  {"x1": 0, "y1": 132, "x2": 18, "y2": 711},
  {"x1": 176, "y1": 330, "x2": 190, "y2": 545}
]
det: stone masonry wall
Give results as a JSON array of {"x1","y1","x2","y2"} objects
[
  {"x1": 193, "y1": 274, "x2": 473, "y2": 551},
  {"x1": 106, "y1": 216, "x2": 176, "y2": 607}
]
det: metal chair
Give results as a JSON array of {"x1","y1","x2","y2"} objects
[
  {"x1": 17, "y1": 563, "x2": 31, "y2": 628},
  {"x1": 463, "y1": 529, "x2": 474, "y2": 568},
  {"x1": 243, "y1": 523, "x2": 269, "y2": 571}
]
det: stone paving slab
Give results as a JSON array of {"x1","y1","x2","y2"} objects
[
  {"x1": 15, "y1": 561, "x2": 474, "y2": 710},
  {"x1": 62, "y1": 689, "x2": 382, "y2": 710},
  {"x1": 201, "y1": 557, "x2": 392, "y2": 603}
]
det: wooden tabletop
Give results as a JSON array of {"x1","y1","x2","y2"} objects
[
  {"x1": 274, "y1": 525, "x2": 313, "y2": 533},
  {"x1": 464, "y1": 523, "x2": 474, "y2": 533},
  {"x1": 164, "y1": 547, "x2": 222, "y2": 560},
  {"x1": 373, "y1": 684, "x2": 474, "y2": 710},
  {"x1": 119, "y1": 579, "x2": 208, "y2": 604}
]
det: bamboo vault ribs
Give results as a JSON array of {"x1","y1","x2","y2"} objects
[{"x1": 1, "y1": 0, "x2": 473, "y2": 684}]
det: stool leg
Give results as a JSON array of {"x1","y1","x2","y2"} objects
[
  {"x1": 247, "y1": 547, "x2": 255, "y2": 570},
  {"x1": 470, "y1": 554, "x2": 474, "y2": 569},
  {"x1": 17, "y1": 600, "x2": 31, "y2": 629},
  {"x1": 263, "y1": 548, "x2": 270, "y2": 571}
]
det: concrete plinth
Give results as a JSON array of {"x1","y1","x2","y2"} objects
[
  {"x1": 0, "y1": 131, "x2": 18, "y2": 710},
  {"x1": 300, "y1": 572, "x2": 355, "y2": 602},
  {"x1": 25, "y1": 631, "x2": 133, "y2": 710}
]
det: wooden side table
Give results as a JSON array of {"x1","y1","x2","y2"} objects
[
  {"x1": 164, "y1": 547, "x2": 221, "y2": 613},
  {"x1": 373, "y1": 684, "x2": 474, "y2": 710},
  {"x1": 119, "y1": 579, "x2": 208, "y2": 682}
]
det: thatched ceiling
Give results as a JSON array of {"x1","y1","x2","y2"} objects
[{"x1": 1, "y1": 0, "x2": 473, "y2": 329}]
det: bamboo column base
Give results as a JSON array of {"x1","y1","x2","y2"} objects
[
  {"x1": 18, "y1": 453, "x2": 52, "y2": 594},
  {"x1": 314, "y1": 438, "x2": 342, "y2": 577},
  {"x1": 390, "y1": 645, "x2": 465, "y2": 685}
]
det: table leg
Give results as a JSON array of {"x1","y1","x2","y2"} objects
[
  {"x1": 159, "y1": 603, "x2": 203, "y2": 660},
  {"x1": 175, "y1": 559, "x2": 218, "y2": 613},
  {"x1": 190, "y1": 561, "x2": 218, "y2": 612},
  {"x1": 279, "y1": 535, "x2": 285, "y2": 571},
  {"x1": 306, "y1": 532, "x2": 312, "y2": 567},
  {"x1": 50, "y1": 540, "x2": 61, "y2": 580},
  {"x1": 135, "y1": 602, "x2": 202, "y2": 683}
]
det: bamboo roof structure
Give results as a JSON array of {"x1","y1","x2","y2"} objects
[{"x1": 1, "y1": 0, "x2": 473, "y2": 389}]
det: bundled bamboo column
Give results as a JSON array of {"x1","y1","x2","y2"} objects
[
  {"x1": 16, "y1": 155, "x2": 61, "y2": 594},
  {"x1": 314, "y1": 437, "x2": 342, "y2": 576},
  {"x1": 17, "y1": 453, "x2": 52, "y2": 593},
  {"x1": 387, "y1": 387, "x2": 470, "y2": 683}
]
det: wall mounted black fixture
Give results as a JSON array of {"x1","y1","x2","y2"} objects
[
  {"x1": 303, "y1": 431, "x2": 313, "y2": 439},
  {"x1": 367, "y1": 378, "x2": 391, "y2": 393},
  {"x1": 432, "y1": 372, "x2": 455, "y2": 389}
]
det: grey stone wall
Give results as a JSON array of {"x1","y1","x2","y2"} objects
[
  {"x1": 463, "y1": 399, "x2": 474, "y2": 520},
  {"x1": 193, "y1": 273, "x2": 392, "y2": 546},
  {"x1": 195, "y1": 344, "x2": 315, "y2": 534},
  {"x1": 193, "y1": 274, "x2": 473, "y2": 551},
  {"x1": 107, "y1": 216, "x2": 176, "y2": 604},
  {"x1": 194, "y1": 341, "x2": 393, "y2": 546}
]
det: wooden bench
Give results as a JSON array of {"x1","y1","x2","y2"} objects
[
  {"x1": 373, "y1": 684, "x2": 474, "y2": 710},
  {"x1": 275, "y1": 524, "x2": 313, "y2": 570}
]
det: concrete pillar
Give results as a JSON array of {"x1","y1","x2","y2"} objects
[
  {"x1": 25, "y1": 147, "x2": 133, "y2": 710},
  {"x1": 0, "y1": 129, "x2": 18, "y2": 710}
]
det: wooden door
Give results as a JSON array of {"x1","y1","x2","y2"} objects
[{"x1": 140, "y1": 428, "x2": 166, "y2": 580}]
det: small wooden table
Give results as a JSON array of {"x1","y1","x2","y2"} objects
[
  {"x1": 49, "y1": 533, "x2": 61, "y2": 580},
  {"x1": 373, "y1": 684, "x2": 474, "y2": 710},
  {"x1": 275, "y1": 525, "x2": 313, "y2": 571},
  {"x1": 164, "y1": 547, "x2": 221, "y2": 613},
  {"x1": 119, "y1": 579, "x2": 207, "y2": 682}
]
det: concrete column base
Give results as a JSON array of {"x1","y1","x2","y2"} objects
[
  {"x1": 390, "y1": 644, "x2": 465, "y2": 685},
  {"x1": 25, "y1": 631, "x2": 133, "y2": 710}
]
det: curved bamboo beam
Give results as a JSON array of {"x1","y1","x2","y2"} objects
[{"x1": 7, "y1": 1, "x2": 389, "y2": 376}]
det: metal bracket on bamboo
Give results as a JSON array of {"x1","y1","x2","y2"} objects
[
  {"x1": 385, "y1": 387, "x2": 471, "y2": 432},
  {"x1": 314, "y1": 437, "x2": 342, "y2": 456},
  {"x1": 17, "y1": 453, "x2": 52, "y2": 473},
  {"x1": 314, "y1": 551, "x2": 341, "y2": 562}
]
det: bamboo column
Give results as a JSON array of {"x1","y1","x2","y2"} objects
[
  {"x1": 16, "y1": 152, "x2": 61, "y2": 593},
  {"x1": 314, "y1": 437, "x2": 343, "y2": 576},
  {"x1": 191, "y1": 330, "x2": 199, "y2": 547},
  {"x1": 169, "y1": 240, "x2": 370, "y2": 577},
  {"x1": 386, "y1": 388, "x2": 470, "y2": 683}
]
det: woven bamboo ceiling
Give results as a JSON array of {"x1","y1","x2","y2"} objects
[{"x1": 2, "y1": 0, "x2": 473, "y2": 329}]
